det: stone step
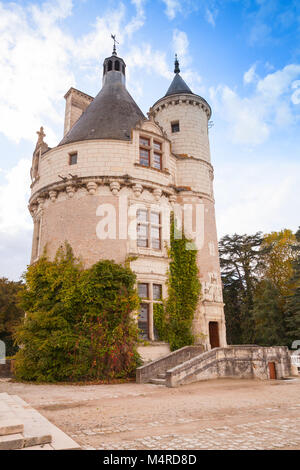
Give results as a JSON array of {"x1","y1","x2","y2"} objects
[
  {"x1": 0, "y1": 393, "x2": 24, "y2": 436},
  {"x1": 149, "y1": 378, "x2": 166, "y2": 385},
  {"x1": 0, "y1": 433, "x2": 24, "y2": 450},
  {"x1": 157, "y1": 373, "x2": 166, "y2": 379},
  {"x1": 9, "y1": 395, "x2": 81, "y2": 450},
  {"x1": 1, "y1": 394, "x2": 52, "y2": 448}
]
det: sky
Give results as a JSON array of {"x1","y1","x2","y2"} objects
[{"x1": 0, "y1": 0, "x2": 299, "y2": 280}]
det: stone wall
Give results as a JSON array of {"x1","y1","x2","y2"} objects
[
  {"x1": 151, "y1": 94, "x2": 211, "y2": 163},
  {"x1": 166, "y1": 346, "x2": 291, "y2": 387},
  {"x1": 136, "y1": 345, "x2": 204, "y2": 383},
  {"x1": 0, "y1": 360, "x2": 14, "y2": 378}
]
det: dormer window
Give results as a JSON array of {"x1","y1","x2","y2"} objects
[
  {"x1": 171, "y1": 121, "x2": 180, "y2": 133},
  {"x1": 153, "y1": 141, "x2": 162, "y2": 170},
  {"x1": 139, "y1": 137, "x2": 150, "y2": 167},
  {"x1": 139, "y1": 136, "x2": 163, "y2": 171},
  {"x1": 69, "y1": 152, "x2": 77, "y2": 165}
]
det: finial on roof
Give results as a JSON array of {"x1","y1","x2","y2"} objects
[
  {"x1": 36, "y1": 126, "x2": 45, "y2": 146},
  {"x1": 174, "y1": 54, "x2": 180, "y2": 74},
  {"x1": 111, "y1": 34, "x2": 119, "y2": 56}
]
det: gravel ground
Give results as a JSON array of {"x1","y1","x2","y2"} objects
[{"x1": 1, "y1": 377, "x2": 299, "y2": 450}]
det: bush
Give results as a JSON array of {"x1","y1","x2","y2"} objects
[{"x1": 14, "y1": 244, "x2": 140, "y2": 382}]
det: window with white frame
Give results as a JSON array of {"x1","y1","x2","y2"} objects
[{"x1": 137, "y1": 209, "x2": 161, "y2": 250}]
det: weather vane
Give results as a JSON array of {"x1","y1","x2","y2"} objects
[{"x1": 111, "y1": 34, "x2": 119, "y2": 55}]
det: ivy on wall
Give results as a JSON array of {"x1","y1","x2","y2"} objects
[
  {"x1": 154, "y1": 214, "x2": 201, "y2": 351},
  {"x1": 14, "y1": 243, "x2": 141, "y2": 383}
]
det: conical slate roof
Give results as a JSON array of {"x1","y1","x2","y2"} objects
[
  {"x1": 59, "y1": 70, "x2": 145, "y2": 146},
  {"x1": 165, "y1": 73, "x2": 193, "y2": 97}
]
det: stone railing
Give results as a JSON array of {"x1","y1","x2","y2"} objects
[
  {"x1": 165, "y1": 345, "x2": 291, "y2": 387},
  {"x1": 136, "y1": 345, "x2": 204, "y2": 383}
]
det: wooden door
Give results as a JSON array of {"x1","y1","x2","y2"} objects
[
  {"x1": 209, "y1": 321, "x2": 220, "y2": 349},
  {"x1": 268, "y1": 362, "x2": 277, "y2": 379}
]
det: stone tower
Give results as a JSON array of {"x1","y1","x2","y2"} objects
[{"x1": 29, "y1": 47, "x2": 226, "y2": 351}]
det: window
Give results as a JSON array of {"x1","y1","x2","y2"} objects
[
  {"x1": 115, "y1": 60, "x2": 120, "y2": 71},
  {"x1": 137, "y1": 209, "x2": 148, "y2": 247},
  {"x1": 171, "y1": 121, "x2": 180, "y2": 133},
  {"x1": 137, "y1": 282, "x2": 163, "y2": 340},
  {"x1": 138, "y1": 283, "x2": 149, "y2": 299},
  {"x1": 137, "y1": 209, "x2": 161, "y2": 250},
  {"x1": 139, "y1": 137, "x2": 150, "y2": 167},
  {"x1": 138, "y1": 303, "x2": 149, "y2": 339},
  {"x1": 139, "y1": 136, "x2": 163, "y2": 170},
  {"x1": 108, "y1": 60, "x2": 112, "y2": 71},
  {"x1": 32, "y1": 218, "x2": 41, "y2": 261},
  {"x1": 153, "y1": 284, "x2": 162, "y2": 300},
  {"x1": 69, "y1": 152, "x2": 77, "y2": 165},
  {"x1": 153, "y1": 141, "x2": 162, "y2": 170},
  {"x1": 150, "y1": 212, "x2": 161, "y2": 249}
]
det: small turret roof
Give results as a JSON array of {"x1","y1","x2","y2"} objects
[{"x1": 165, "y1": 73, "x2": 193, "y2": 97}]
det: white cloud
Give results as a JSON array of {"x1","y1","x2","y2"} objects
[
  {"x1": 0, "y1": 158, "x2": 32, "y2": 234},
  {"x1": 0, "y1": 0, "x2": 75, "y2": 146},
  {"x1": 173, "y1": 30, "x2": 189, "y2": 60},
  {"x1": 215, "y1": 161, "x2": 300, "y2": 237},
  {"x1": 162, "y1": 0, "x2": 181, "y2": 20},
  {"x1": 291, "y1": 80, "x2": 300, "y2": 105},
  {"x1": 210, "y1": 63, "x2": 300, "y2": 145},
  {"x1": 243, "y1": 64, "x2": 258, "y2": 84},
  {"x1": 205, "y1": 7, "x2": 217, "y2": 27},
  {"x1": 0, "y1": 0, "x2": 149, "y2": 147}
]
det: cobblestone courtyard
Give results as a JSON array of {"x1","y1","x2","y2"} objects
[{"x1": 1, "y1": 377, "x2": 299, "y2": 450}]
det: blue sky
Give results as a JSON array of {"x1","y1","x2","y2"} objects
[{"x1": 0, "y1": 0, "x2": 299, "y2": 280}]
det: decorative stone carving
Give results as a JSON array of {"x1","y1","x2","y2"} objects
[
  {"x1": 169, "y1": 194, "x2": 177, "y2": 205},
  {"x1": 133, "y1": 183, "x2": 143, "y2": 198},
  {"x1": 37, "y1": 196, "x2": 45, "y2": 209},
  {"x1": 203, "y1": 273, "x2": 223, "y2": 303},
  {"x1": 87, "y1": 181, "x2": 97, "y2": 195},
  {"x1": 153, "y1": 188, "x2": 162, "y2": 201},
  {"x1": 110, "y1": 181, "x2": 120, "y2": 196},
  {"x1": 29, "y1": 203, "x2": 38, "y2": 217},
  {"x1": 66, "y1": 185, "x2": 75, "y2": 198},
  {"x1": 49, "y1": 190, "x2": 57, "y2": 202}
]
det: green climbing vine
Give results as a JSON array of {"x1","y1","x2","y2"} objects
[{"x1": 154, "y1": 213, "x2": 201, "y2": 351}]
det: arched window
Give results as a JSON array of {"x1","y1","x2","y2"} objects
[
  {"x1": 115, "y1": 60, "x2": 120, "y2": 71},
  {"x1": 122, "y1": 65, "x2": 125, "y2": 74},
  {"x1": 108, "y1": 60, "x2": 112, "y2": 71}
]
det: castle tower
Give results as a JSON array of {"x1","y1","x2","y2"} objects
[
  {"x1": 28, "y1": 46, "x2": 226, "y2": 352},
  {"x1": 149, "y1": 56, "x2": 226, "y2": 348}
]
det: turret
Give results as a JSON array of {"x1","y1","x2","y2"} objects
[{"x1": 150, "y1": 55, "x2": 212, "y2": 164}]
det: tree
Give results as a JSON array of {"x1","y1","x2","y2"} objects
[
  {"x1": 0, "y1": 278, "x2": 25, "y2": 356},
  {"x1": 78, "y1": 259, "x2": 140, "y2": 379},
  {"x1": 260, "y1": 229, "x2": 298, "y2": 297},
  {"x1": 219, "y1": 232, "x2": 265, "y2": 344},
  {"x1": 284, "y1": 228, "x2": 300, "y2": 347},
  {"x1": 14, "y1": 244, "x2": 140, "y2": 382},
  {"x1": 252, "y1": 280, "x2": 286, "y2": 346}
]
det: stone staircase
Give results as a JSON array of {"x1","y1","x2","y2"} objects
[
  {"x1": 137, "y1": 345, "x2": 292, "y2": 387},
  {"x1": 149, "y1": 372, "x2": 167, "y2": 385},
  {"x1": 0, "y1": 393, "x2": 80, "y2": 450}
]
